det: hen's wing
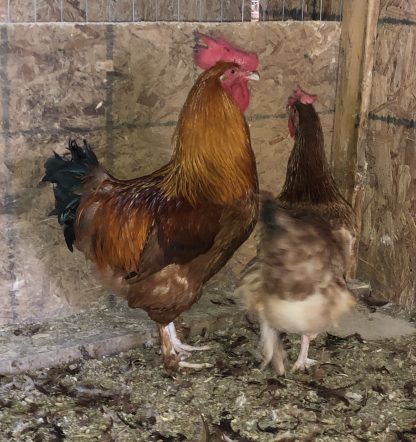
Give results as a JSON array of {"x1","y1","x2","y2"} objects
[{"x1": 258, "y1": 200, "x2": 345, "y2": 300}]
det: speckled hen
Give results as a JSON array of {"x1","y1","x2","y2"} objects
[{"x1": 236, "y1": 87, "x2": 356, "y2": 374}]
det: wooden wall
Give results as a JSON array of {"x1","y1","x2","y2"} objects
[
  {"x1": 0, "y1": 0, "x2": 343, "y2": 23},
  {"x1": 0, "y1": 21, "x2": 341, "y2": 324},
  {"x1": 358, "y1": 0, "x2": 416, "y2": 310}
]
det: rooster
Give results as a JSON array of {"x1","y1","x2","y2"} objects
[
  {"x1": 236, "y1": 87, "x2": 356, "y2": 374},
  {"x1": 43, "y1": 61, "x2": 259, "y2": 370}
]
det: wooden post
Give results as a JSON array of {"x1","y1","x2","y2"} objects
[
  {"x1": 331, "y1": 0, "x2": 380, "y2": 277},
  {"x1": 350, "y1": 0, "x2": 380, "y2": 277}
]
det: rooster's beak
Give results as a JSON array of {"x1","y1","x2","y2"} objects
[{"x1": 246, "y1": 71, "x2": 260, "y2": 81}]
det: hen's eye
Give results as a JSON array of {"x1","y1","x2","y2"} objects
[
  {"x1": 225, "y1": 48, "x2": 230, "y2": 52},
  {"x1": 230, "y1": 69, "x2": 235, "y2": 74}
]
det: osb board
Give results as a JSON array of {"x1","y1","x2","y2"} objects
[
  {"x1": 260, "y1": 0, "x2": 342, "y2": 21},
  {"x1": 35, "y1": 0, "x2": 61, "y2": 22},
  {"x1": 6, "y1": 24, "x2": 107, "y2": 135},
  {"x1": 358, "y1": 1, "x2": 416, "y2": 310},
  {"x1": 134, "y1": 0, "x2": 251, "y2": 22},
  {"x1": 0, "y1": 0, "x2": 6, "y2": 22},
  {"x1": 9, "y1": 0, "x2": 35, "y2": 22},
  {"x1": 0, "y1": 21, "x2": 340, "y2": 324},
  {"x1": 62, "y1": 0, "x2": 86, "y2": 22},
  {"x1": 3, "y1": 0, "x2": 252, "y2": 23},
  {"x1": 2, "y1": 0, "x2": 344, "y2": 23},
  {"x1": 379, "y1": 0, "x2": 415, "y2": 20}
]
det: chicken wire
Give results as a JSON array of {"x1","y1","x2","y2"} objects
[{"x1": 2, "y1": 0, "x2": 343, "y2": 23}]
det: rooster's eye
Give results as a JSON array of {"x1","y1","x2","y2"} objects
[{"x1": 230, "y1": 69, "x2": 235, "y2": 74}]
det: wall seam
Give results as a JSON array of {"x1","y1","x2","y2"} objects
[
  {"x1": 104, "y1": 23, "x2": 116, "y2": 309},
  {"x1": 0, "y1": 26, "x2": 18, "y2": 322}
]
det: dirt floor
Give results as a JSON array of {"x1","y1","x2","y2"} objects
[{"x1": 0, "y1": 312, "x2": 415, "y2": 442}]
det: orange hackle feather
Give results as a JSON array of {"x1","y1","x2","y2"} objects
[
  {"x1": 161, "y1": 62, "x2": 257, "y2": 206},
  {"x1": 74, "y1": 62, "x2": 257, "y2": 275}
]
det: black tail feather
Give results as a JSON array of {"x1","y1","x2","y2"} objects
[{"x1": 42, "y1": 139, "x2": 98, "y2": 252}]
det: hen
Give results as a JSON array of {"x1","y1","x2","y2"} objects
[
  {"x1": 236, "y1": 87, "x2": 356, "y2": 374},
  {"x1": 43, "y1": 61, "x2": 259, "y2": 370},
  {"x1": 280, "y1": 87, "x2": 357, "y2": 279}
]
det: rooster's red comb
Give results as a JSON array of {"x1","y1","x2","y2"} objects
[
  {"x1": 193, "y1": 31, "x2": 259, "y2": 72},
  {"x1": 287, "y1": 86, "x2": 318, "y2": 107}
]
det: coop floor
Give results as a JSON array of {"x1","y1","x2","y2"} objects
[{"x1": 0, "y1": 296, "x2": 415, "y2": 441}]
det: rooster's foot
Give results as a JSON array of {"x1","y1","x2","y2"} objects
[
  {"x1": 178, "y1": 361, "x2": 213, "y2": 369},
  {"x1": 167, "y1": 322, "x2": 210, "y2": 356},
  {"x1": 159, "y1": 322, "x2": 211, "y2": 371}
]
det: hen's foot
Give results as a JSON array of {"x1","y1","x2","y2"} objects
[
  {"x1": 291, "y1": 334, "x2": 318, "y2": 372},
  {"x1": 260, "y1": 323, "x2": 286, "y2": 375},
  {"x1": 291, "y1": 357, "x2": 318, "y2": 372}
]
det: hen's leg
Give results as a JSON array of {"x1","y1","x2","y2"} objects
[
  {"x1": 260, "y1": 322, "x2": 285, "y2": 375},
  {"x1": 291, "y1": 334, "x2": 317, "y2": 372},
  {"x1": 158, "y1": 323, "x2": 212, "y2": 370}
]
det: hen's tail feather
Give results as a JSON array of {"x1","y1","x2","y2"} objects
[{"x1": 42, "y1": 139, "x2": 99, "y2": 252}]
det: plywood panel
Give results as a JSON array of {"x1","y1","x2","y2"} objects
[
  {"x1": 0, "y1": 0, "x2": 7, "y2": 22},
  {"x1": 359, "y1": 4, "x2": 416, "y2": 310},
  {"x1": 63, "y1": 0, "x2": 87, "y2": 21},
  {"x1": 134, "y1": 0, "x2": 157, "y2": 21},
  {"x1": 0, "y1": 21, "x2": 340, "y2": 324},
  {"x1": 9, "y1": 0, "x2": 35, "y2": 22},
  {"x1": 111, "y1": 0, "x2": 133, "y2": 21},
  {"x1": 260, "y1": 0, "x2": 342, "y2": 21},
  {"x1": 199, "y1": 0, "x2": 221, "y2": 21},
  {"x1": 6, "y1": 24, "x2": 107, "y2": 134},
  {"x1": 86, "y1": 0, "x2": 108, "y2": 21},
  {"x1": 36, "y1": 0, "x2": 61, "y2": 21},
  {"x1": 179, "y1": 0, "x2": 201, "y2": 21}
]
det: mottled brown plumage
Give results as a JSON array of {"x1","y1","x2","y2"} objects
[
  {"x1": 44, "y1": 62, "x2": 259, "y2": 370},
  {"x1": 237, "y1": 196, "x2": 355, "y2": 374}
]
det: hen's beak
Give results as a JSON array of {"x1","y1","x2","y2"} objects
[{"x1": 246, "y1": 71, "x2": 260, "y2": 81}]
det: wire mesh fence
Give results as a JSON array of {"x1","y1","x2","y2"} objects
[{"x1": 0, "y1": 0, "x2": 343, "y2": 23}]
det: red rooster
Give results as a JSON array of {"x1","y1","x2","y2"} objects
[
  {"x1": 43, "y1": 61, "x2": 259, "y2": 370},
  {"x1": 236, "y1": 87, "x2": 356, "y2": 374}
]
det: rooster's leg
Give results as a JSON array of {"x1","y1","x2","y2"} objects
[
  {"x1": 291, "y1": 334, "x2": 318, "y2": 372},
  {"x1": 260, "y1": 322, "x2": 286, "y2": 375},
  {"x1": 158, "y1": 323, "x2": 212, "y2": 370}
]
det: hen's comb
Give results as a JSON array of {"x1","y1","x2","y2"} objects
[
  {"x1": 193, "y1": 31, "x2": 259, "y2": 72},
  {"x1": 287, "y1": 86, "x2": 318, "y2": 107}
]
